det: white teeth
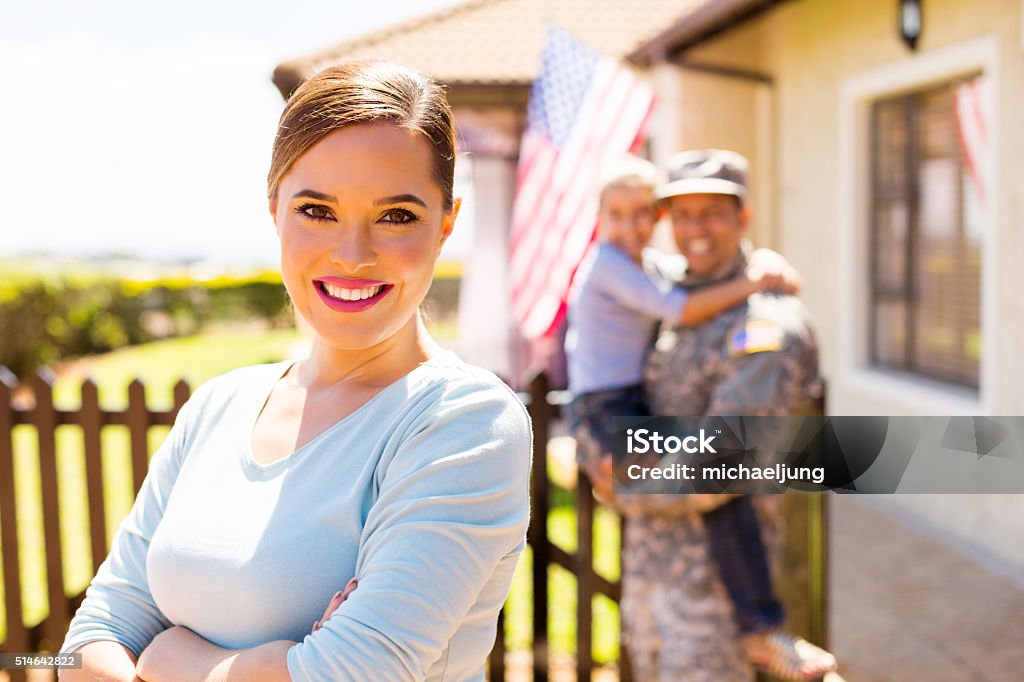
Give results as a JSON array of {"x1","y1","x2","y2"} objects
[
  {"x1": 688, "y1": 239, "x2": 713, "y2": 253},
  {"x1": 322, "y1": 282, "x2": 383, "y2": 301}
]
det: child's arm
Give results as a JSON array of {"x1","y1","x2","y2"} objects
[
  {"x1": 679, "y1": 248, "x2": 801, "y2": 326},
  {"x1": 599, "y1": 247, "x2": 801, "y2": 327}
]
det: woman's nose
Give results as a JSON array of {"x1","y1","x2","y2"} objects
[{"x1": 328, "y1": 226, "x2": 377, "y2": 271}]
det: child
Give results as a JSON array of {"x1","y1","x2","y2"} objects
[{"x1": 565, "y1": 155, "x2": 836, "y2": 681}]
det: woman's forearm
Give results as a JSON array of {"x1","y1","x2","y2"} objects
[
  {"x1": 134, "y1": 626, "x2": 293, "y2": 682},
  {"x1": 58, "y1": 641, "x2": 139, "y2": 682},
  {"x1": 215, "y1": 640, "x2": 293, "y2": 682}
]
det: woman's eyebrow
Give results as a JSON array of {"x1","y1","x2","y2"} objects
[
  {"x1": 292, "y1": 189, "x2": 337, "y2": 202},
  {"x1": 373, "y1": 194, "x2": 427, "y2": 208}
]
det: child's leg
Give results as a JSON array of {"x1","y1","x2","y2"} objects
[
  {"x1": 702, "y1": 496, "x2": 784, "y2": 635},
  {"x1": 568, "y1": 385, "x2": 646, "y2": 469},
  {"x1": 706, "y1": 499, "x2": 839, "y2": 680}
]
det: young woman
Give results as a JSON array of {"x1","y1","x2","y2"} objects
[{"x1": 60, "y1": 60, "x2": 532, "y2": 682}]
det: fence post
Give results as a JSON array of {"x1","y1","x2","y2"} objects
[
  {"x1": 127, "y1": 380, "x2": 150, "y2": 496},
  {"x1": 31, "y1": 370, "x2": 69, "y2": 651},
  {"x1": 526, "y1": 373, "x2": 551, "y2": 682},
  {"x1": 575, "y1": 473, "x2": 594, "y2": 682},
  {"x1": 80, "y1": 379, "x2": 108, "y2": 576},
  {"x1": 172, "y1": 380, "x2": 191, "y2": 422},
  {"x1": 0, "y1": 369, "x2": 28, "y2": 682},
  {"x1": 618, "y1": 512, "x2": 632, "y2": 682}
]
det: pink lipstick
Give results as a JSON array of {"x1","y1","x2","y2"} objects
[{"x1": 313, "y1": 277, "x2": 392, "y2": 313}]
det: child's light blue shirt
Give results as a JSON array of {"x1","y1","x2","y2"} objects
[{"x1": 566, "y1": 243, "x2": 687, "y2": 395}]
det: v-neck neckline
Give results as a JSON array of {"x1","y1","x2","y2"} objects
[{"x1": 242, "y1": 352, "x2": 455, "y2": 473}]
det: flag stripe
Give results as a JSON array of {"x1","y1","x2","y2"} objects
[
  {"x1": 513, "y1": 80, "x2": 651, "y2": 320},
  {"x1": 510, "y1": 71, "x2": 651, "y2": 302},
  {"x1": 955, "y1": 75, "x2": 990, "y2": 204},
  {"x1": 517, "y1": 95, "x2": 653, "y2": 328},
  {"x1": 512, "y1": 74, "x2": 654, "y2": 320},
  {"x1": 508, "y1": 26, "x2": 655, "y2": 339}
]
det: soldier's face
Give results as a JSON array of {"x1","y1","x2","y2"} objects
[
  {"x1": 666, "y1": 193, "x2": 749, "y2": 277},
  {"x1": 598, "y1": 185, "x2": 659, "y2": 263}
]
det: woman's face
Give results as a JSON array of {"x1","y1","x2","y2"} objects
[{"x1": 272, "y1": 122, "x2": 457, "y2": 351}]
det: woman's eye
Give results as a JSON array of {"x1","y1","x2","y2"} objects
[
  {"x1": 296, "y1": 203, "x2": 334, "y2": 222},
  {"x1": 380, "y1": 208, "x2": 418, "y2": 225}
]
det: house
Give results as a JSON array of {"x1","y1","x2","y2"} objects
[
  {"x1": 626, "y1": 0, "x2": 1024, "y2": 581},
  {"x1": 274, "y1": 0, "x2": 1024, "y2": 578}
]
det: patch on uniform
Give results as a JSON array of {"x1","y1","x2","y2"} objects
[{"x1": 728, "y1": 320, "x2": 784, "y2": 356}]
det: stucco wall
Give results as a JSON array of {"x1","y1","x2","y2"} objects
[{"x1": 659, "y1": 0, "x2": 1024, "y2": 571}]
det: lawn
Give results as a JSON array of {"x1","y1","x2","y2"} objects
[{"x1": 1, "y1": 328, "x2": 625, "y2": 663}]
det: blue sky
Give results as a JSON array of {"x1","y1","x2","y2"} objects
[{"x1": 0, "y1": 0, "x2": 468, "y2": 265}]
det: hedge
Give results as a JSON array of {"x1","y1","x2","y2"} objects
[{"x1": 0, "y1": 267, "x2": 462, "y2": 378}]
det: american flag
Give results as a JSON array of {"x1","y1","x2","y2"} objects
[
  {"x1": 954, "y1": 75, "x2": 991, "y2": 204},
  {"x1": 508, "y1": 26, "x2": 655, "y2": 340}
]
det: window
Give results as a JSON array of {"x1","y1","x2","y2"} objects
[{"x1": 869, "y1": 77, "x2": 984, "y2": 389}]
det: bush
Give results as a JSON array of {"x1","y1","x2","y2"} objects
[
  {"x1": 0, "y1": 272, "x2": 290, "y2": 377},
  {"x1": 1, "y1": 266, "x2": 461, "y2": 378}
]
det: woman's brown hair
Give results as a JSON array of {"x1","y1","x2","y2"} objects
[{"x1": 268, "y1": 60, "x2": 456, "y2": 212}]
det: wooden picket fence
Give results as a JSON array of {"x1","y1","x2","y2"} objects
[{"x1": 0, "y1": 368, "x2": 826, "y2": 682}]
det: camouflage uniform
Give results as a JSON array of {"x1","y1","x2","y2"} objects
[{"x1": 612, "y1": 249, "x2": 821, "y2": 682}]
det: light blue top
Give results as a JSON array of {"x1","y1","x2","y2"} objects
[
  {"x1": 565, "y1": 243, "x2": 687, "y2": 395},
  {"x1": 60, "y1": 351, "x2": 532, "y2": 681}
]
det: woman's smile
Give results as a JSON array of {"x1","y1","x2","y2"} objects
[{"x1": 313, "y1": 277, "x2": 394, "y2": 312}]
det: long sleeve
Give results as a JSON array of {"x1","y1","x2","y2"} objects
[
  {"x1": 59, "y1": 397, "x2": 195, "y2": 658},
  {"x1": 596, "y1": 247, "x2": 688, "y2": 322},
  {"x1": 286, "y1": 377, "x2": 532, "y2": 681},
  {"x1": 707, "y1": 304, "x2": 821, "y2": 417}
]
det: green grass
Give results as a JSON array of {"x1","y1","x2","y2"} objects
[
  {"x1": 48, "y1": 328, "x2": 304, "y2": 410},
  {"x1": 1, "y1": 327, "x2": 626, "y2": 665}
]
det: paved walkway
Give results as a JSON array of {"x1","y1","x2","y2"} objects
[{"x1": 829, "y1": 496, "x2": 1024, "y2": 682}]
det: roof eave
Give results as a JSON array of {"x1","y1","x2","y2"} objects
[
  {"x1": 272, "y1": 63, "x2": 531, "y2": 107},
  {"x1": 627, "y1": 0, "x2": 785, "y2": 65}
]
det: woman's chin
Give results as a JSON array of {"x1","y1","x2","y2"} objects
[{"x1": 306, "y1": 313, "x2": 420, "y2": 354}]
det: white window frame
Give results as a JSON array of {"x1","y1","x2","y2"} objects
[{"x1": 837, "y1": 36, "x2": 1000, "y2": 415}]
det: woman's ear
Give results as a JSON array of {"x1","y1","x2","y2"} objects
[
  {"x1": 269, "y1": 198, "x2": 281, "y2": 236},
  {"x1": 438, "y1": 197, "x2": 461, "y2": 251}
]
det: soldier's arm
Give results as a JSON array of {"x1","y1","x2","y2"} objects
[
  {"x1": 608, "y1": 487, "x2": 737, "y2": 518},
  {"x1": 707, "y1": 314, "x2": 821, "y2": 417}
]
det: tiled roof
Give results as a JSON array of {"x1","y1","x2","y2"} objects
[{"x1": 273, "y1": 0, "x2": 720, "y2": 97}]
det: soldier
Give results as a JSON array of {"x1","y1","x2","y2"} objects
[{"x1": 601, "y1": 150, "x2": 834, "y2": 681}]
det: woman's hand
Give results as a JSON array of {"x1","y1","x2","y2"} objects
[
  {"x1": 312, "y1": 578, "x2": 359, "y2": 634},
  {"x1": 747, "y1": 248, "x2": 802, "y2": 294}
]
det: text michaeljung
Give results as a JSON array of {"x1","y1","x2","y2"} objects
[{"x1": 625, "y1": 462, "x2": 826, "y2": 486}]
